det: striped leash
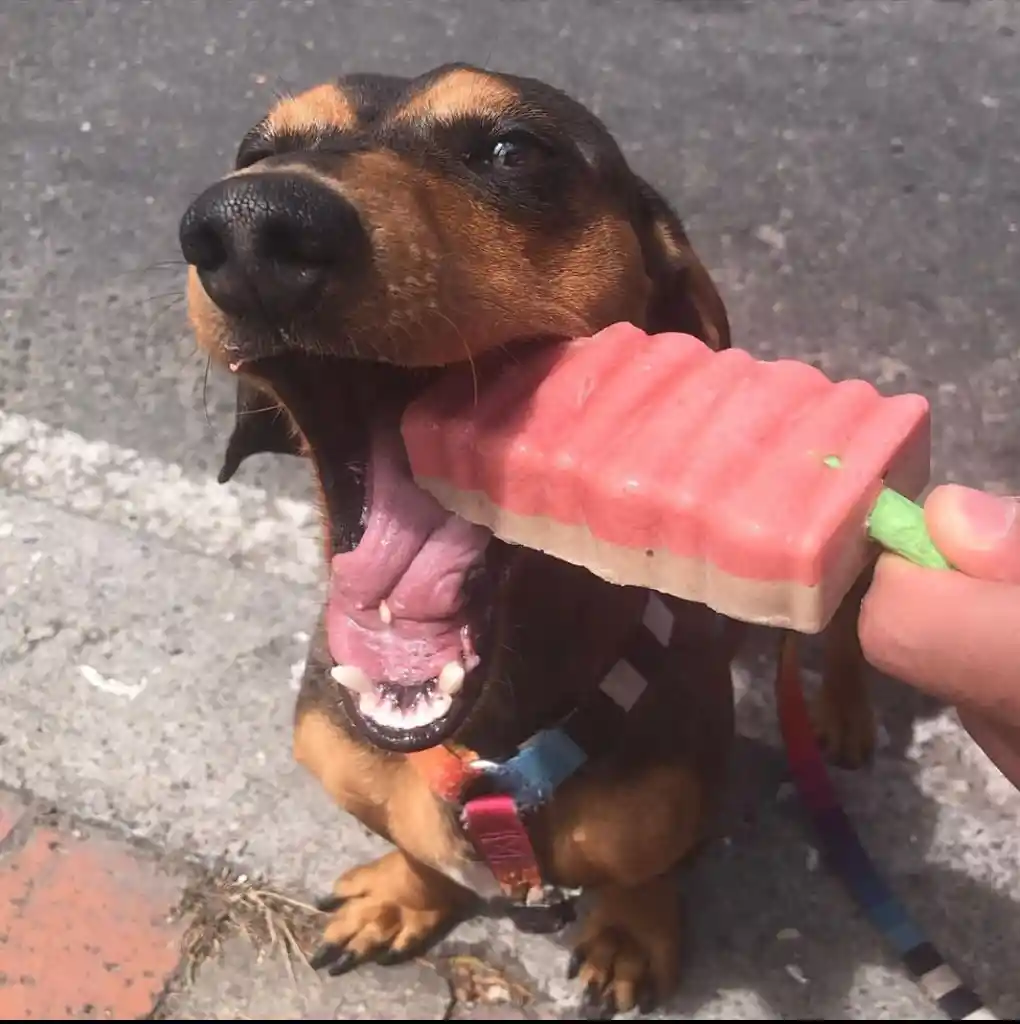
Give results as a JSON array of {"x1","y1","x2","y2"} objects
[{"x1": 776, "y1": 634, "x2": 999, "y2": 1021}]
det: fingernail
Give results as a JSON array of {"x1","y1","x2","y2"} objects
[{"x1": 948, "y1": 486, "x2": 1017, "y2": 549}]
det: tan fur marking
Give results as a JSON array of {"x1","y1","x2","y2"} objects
[
  {"x1": 653, "y1": 218, "x2": 683, "y2": 263},
  {"x1": 680, "y1": 252, "x2": 731, "y2": 350},
  {"x1": 543, "y1": 762, "x2": 704, "y2": 889},
  {"x1": 550, "y1": 215, "x2": 652, "y2": 332},
  {"x1": 293, "y1": 709, "x2": 475, "y2": 875},
  {"x1": 293, "y1": 707, "x2": 395, "y2": 838},
  {"x1": 395, "y1": 68, "x2": 518, "y2": 122},
  {"x1": 269, "y1": 83, "x2": 356, "y2": 135}
]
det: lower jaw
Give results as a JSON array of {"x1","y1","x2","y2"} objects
[
  {"x1": 334, "y1": 672, "x2": 476, "y2": 752},
  {"x1": 328, "y1": 590, "x2": 503, "y2": 755}
]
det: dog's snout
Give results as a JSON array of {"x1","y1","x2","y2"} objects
[{"x1": 179, "y1": 173, "x2": 366, "y2": 320}]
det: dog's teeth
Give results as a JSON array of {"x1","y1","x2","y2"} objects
[
  {"x1": 438, "y1": 661, "x2": 465, "y2": 696},
  {"x1": 432, "y1": 691, "x2": 453, "y2": 720},
  {"x1": 357, "y1": 689, "x2": 383, "y2": 718},
  {"x1": 331, "y1": 664, "x2": 374, "y2": 694},
  {"x1": 375, "y1": 700, "x2": 403, "y2": 730},
  {"x1": 378, "y1": 600, "x2": 393, "y2": 626}
]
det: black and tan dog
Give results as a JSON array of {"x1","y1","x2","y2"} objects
[{"x1": 179, "y1": 64, "x2": 875, "y2": 1018}]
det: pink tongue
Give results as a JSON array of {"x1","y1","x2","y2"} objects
[{"x1": 326, "y1": 425, "x2": 491, "y2": 684}]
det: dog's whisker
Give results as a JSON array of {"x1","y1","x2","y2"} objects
[
  {"x1": 149, "y1": 296, "x2": 187, "y2": 318},
  {"x1": 147, "y1": 298, "x2": 190, "y2": 339},
  {"x1": 201, "y1": 356, "x2": 214, "y2": 428},
  {"x1": 143, "y1": 258, "x2": 189, "y2": 272},
  {"x1": 138, "y1": 291, "x2": 187, "y2": 316},
  {"x1": 145, "y1": 304, "x2": 188, "y2": 341},
  {"x1": 118, "y1": 288, "x2": 185, "y2": 311},
  {"x1": 109, "y1": 260, "x2": 189, "y2": 285},
  {"x1": 463, "y1": 341, "x2": 479, "y2": 407},
  {"x1": 237, "y1": 400, "x2": 287, "y2": 418}
]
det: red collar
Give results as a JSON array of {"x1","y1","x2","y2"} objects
[{"x1": 407, "y1": 744, "x2": 545, "y2": 901}]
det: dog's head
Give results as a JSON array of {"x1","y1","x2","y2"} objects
[{"x1": 180, "y1": 63, "x2": 730, "y2": 754}]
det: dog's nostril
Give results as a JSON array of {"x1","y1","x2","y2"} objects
[
  {"x1": 179, "y1": 217, "x2": 229, "y2": 274},
  {"x1": 259, "y1": 216, "x2": 337, "y2": 268}
]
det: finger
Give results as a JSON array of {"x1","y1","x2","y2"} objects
[
  {"x1": 859, "y1": 555, "x2": 1020, "y2": 718},
  {"x1": 956, "y1": 707, "x2": 1020, "y2": 790},
  {"x1": 924, "y1": 485, "x2": 1020, "y2": 583}
]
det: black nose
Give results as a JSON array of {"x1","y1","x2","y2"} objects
[{"x1": 178, "y1": 173, "x2": 366, "y2": 320}]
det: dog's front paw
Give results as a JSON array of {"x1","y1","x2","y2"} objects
[
  {"x1": 567, "y1": 878, "x2": 680, "y2": 1020},
  {"x1": 309, "y1": 850, "x2": 466, "y2": 976}
]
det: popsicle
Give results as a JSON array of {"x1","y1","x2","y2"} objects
[{"x1": 401, "y1": 323, "x2": 947, "y2": 634}]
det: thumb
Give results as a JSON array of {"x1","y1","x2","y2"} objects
[{"x1": 924, "y1": 484, "x2": 1020, "y2": 583}]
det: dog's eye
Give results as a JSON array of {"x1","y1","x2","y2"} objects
[
  {"x1": 467, "y1": 130, "x2": 549, "y2": 174},
  {"x1": 491, "y1": 136, "x2": 532, "y2": 169}
]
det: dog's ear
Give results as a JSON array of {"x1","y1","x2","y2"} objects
[
  {"x1": 217, "y1": 378, "x2": 304, "y2": 484},
  {"x1": 635, "y1": 178, "x2": 731, "y2": 351}
]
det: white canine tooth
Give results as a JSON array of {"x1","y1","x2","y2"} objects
[
  {"x1": 438, "y1": 661, "x2": 465, "y2": 696},
  {"x1": 379, "y1": 600, "x2": 393, "y2": 626},
  {"x1": 431, "y1": 692, "x2": 453, "y2": 722},
  {"x1": 330, "y1": 664, "x2": 375, "y2": 694},
  {"x1": 357, "y1": 689, "x2": 383, "y2": 719}
]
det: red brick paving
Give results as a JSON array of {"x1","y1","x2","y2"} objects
[{"x1": 0, "y1": 796, "x2": 187, "y2": 1020}]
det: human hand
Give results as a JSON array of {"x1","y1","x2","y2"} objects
[{"x1": 858, "y1": 484, "x2": 1020, "y2": 787}]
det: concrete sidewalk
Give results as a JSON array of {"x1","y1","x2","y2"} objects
[{"x1": 3, "y1": 411, "x2": 1020, "y2": 1019}]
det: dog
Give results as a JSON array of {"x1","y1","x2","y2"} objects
[{"x1": 179, "y1": 63, "x2": 876, "y2": 1018}]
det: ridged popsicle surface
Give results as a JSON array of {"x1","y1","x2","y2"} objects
[{"x1": 401, "y1": 323, "x2": 932, "y2": 631}]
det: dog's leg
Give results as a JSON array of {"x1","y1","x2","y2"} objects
[
  {"x1": 540, "y1": 761, "x2": 706, "y2": 1017},
  {"x1": 294, "y1": 708, "x2": 476, "y2": 971},
  {"x1": 814, "y1": 571, "x2": 877, "y2": 769}
]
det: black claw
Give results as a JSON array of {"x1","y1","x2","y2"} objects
[
  {"x1": 315, "y1": 893, "x2": 346, "y2": 913},
  {"x1": 637, "y1": 984, "x2": 657, "y2": 1016},
  {"x1": 566, "y1": 949, "x2": 584, "y2": 980},
  {"x1": 308, "y1": 943, "x2": 347, "y2": 971},
  {"x1": 374, "y1": 947, "x2": 406, "y2": 966},
  {"x1": 578, "y1": 982, "x2": 617, "y2": 1021},
  {"x1": 326, "y1": 949, "x2": 361, "y2": 977}
]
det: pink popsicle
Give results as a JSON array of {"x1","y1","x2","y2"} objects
[{"x1": 400, "y1": 323, "x2": 932, "y2": 633}]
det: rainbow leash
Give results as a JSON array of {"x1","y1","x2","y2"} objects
[{"x1": 776, "y1": 635, "x2": 999, "y2": 1021}]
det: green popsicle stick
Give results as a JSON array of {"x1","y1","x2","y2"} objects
[{"x1": 823, "y1": 455, "x2": 951, "y2": 571}]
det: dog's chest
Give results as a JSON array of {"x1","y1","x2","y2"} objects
[{"x1": 411, "y1": 593, "x2": 726, "y2": 909}]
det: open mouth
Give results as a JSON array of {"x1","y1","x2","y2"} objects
[{"x1": 243, "y1": 353, "x2": 500, "y2": 753}]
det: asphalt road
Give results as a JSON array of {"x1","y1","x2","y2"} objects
[{"x1": 2, "y1": 1, "x2": 1020, "y2": 1019}]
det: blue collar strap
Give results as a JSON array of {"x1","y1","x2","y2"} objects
[{"x1": 469, "y1": 594, "x2": 674, "y2": 808}]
